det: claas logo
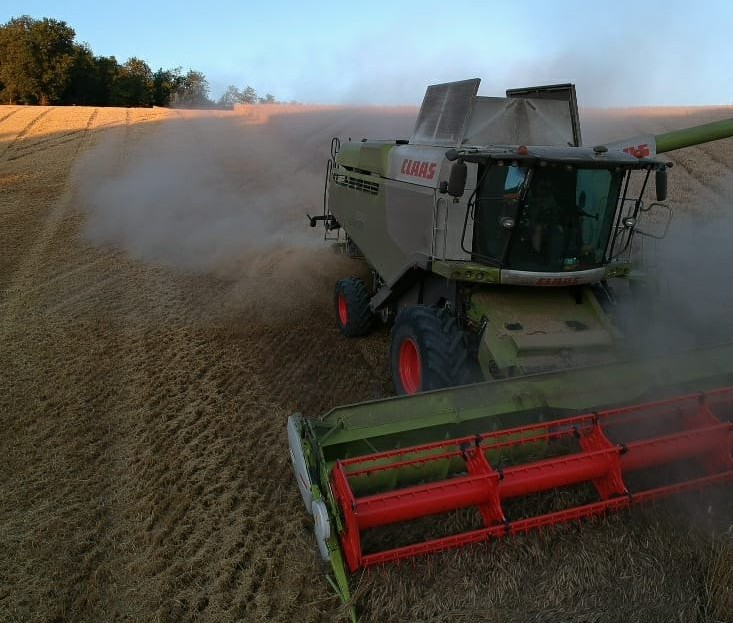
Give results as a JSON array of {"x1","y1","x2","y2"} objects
[
  {"x1": 401, "y1": 159, "x2": 437, "y2": 179},
  {"x1": 536, "y1": 277, "x2": 581, "y2": 286}
]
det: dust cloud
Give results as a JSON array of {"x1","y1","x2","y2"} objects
[
  {"x1": 612, "y1": 185, "x2": 733, "y2": 357},
  {"x1": 617, "y1": 209, "x2": 733, "y2": 548},
  {"x1": 572, "y1": 109, "x2": 733, "y2": 356},
  {"x1": 72, "y1": 105, "x2": 733, "y2": 337},
  {"x1": 73, "y1": 107, "x2": 416, "y2": 318}
]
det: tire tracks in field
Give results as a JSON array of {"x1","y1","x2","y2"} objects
[
  {"x1": 0, "y1": 107, "x2": 20, "y2": 126},
  {"x1": 4, "y1": 108, "x2": 102, "y2": 166},
  {"x1": 6, "y1": 128, "x2": 88, "y2": 162},
  {"x1": 41, "y1": 272, "x2": 128, "y2": 317},
  {"x1": 0, "y1": 106, "x2": 334, "y2": 623},
  {"x1": 0, "y1": 107, "x2": 100, "y2": 325},
  {"x1": 1, "y1": 109, "x2": 190, "y2": 618},
  {"x1": 118, "y1": 108, "x2": 131, "y2": 167},
  {"x1": 0, "y1": 107, "x2": 53, "y2": 163},
  {"x1": 101, "y1": 320, "x2": 315, "y2": 621},
  {"x1": 17, "y1": 255, "x2": 108, "y2": 298}
]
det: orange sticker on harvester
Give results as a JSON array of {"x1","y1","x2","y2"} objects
[{"x1": 622, "y1": 144, "x2": 651, "y2": 158}]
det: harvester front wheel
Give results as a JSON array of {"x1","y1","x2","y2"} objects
[
  {"x1": 334, "y1": 277, "x2": 373, "y2": 337},
  {"x1": 391, "y1": 305, "x2": 469, "y2": 395}
]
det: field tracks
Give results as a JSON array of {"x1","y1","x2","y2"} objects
[
  {"x1": 118, "y1": 108, "x2": 131, "y2": 165},
  {"x1": 0, "y1": 107, "x2": 20, "y2": 126},
  {"x1": 7, "y1": 108, "x2": 98, "y2": 162},
  {"x1": 0, "y1": 107, "x2": 103, "y2": 324},
  {"x1": 40, "y1": 272, "x2": 125, "y2": 317},
  {"x1": 6, "y1": 107, "x2": 100, "y2": 163},
  {"x1": 0, "y1": 107, "x2": 52, "y2": 163}
]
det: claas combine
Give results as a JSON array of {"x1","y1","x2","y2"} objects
[{"x1": 290, "y1": 79, "x2": 733, "y2": 613}]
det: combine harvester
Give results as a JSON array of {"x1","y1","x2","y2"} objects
[{"x1": 290, "y1": 79, "x2": 733, "y2": 614}]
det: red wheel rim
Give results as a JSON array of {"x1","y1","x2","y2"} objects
[
  {"x1": 337, "y1": 293, "x2": 348, "y2": 326},
  {"x1": 398, "y1": 338, "x2": 422, "y2": 394}
]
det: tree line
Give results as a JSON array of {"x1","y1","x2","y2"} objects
[{"x1": 0, "y1": 16, "x2": 278, "y2": 108}]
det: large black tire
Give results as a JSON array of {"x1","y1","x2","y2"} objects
[
  {"x1": 390, "y1": 305, "x2": 470, "y2": 395},
  {"x1": 334, "y1": 277, "x2": 374, "y2": 337}
]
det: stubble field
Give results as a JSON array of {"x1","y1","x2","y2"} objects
[{"x1": 1, "y1": 102, "x2": 732, "y2": 623}]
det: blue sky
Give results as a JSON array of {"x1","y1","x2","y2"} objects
[{"x1": 3, "y1": 1, "x2": 732, "y2": 107}]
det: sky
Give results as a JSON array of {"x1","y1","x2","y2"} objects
[{"x1": 3, "y1": 1, "x2": 733, "y2": 108}]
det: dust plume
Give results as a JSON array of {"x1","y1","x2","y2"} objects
[
  {"x1": 609, "y1": 172, "x2": 733, "y2": 534},
  {"x1": 614, "y1": 191, "x2": 733, "y2": 356},
  {"x1": 73, "y1": 107, "x2": 416, "y2": 319},
  {"x1": 574, "y1": 108, "x2": 733, "y2": 354},
  {"x1": 639, "y1": 214, "x2": 733, "y2": 349}
]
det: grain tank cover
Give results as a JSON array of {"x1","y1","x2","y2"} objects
[
  {"x1": 410, "y1": 78, "x2": 481, "y2": 147},
  {"x1": 503, "y1": 83, "x2": 582, "y2": 146},
  {"x1": 410, "y1": 79, "x2": 581, "y2": 148}
]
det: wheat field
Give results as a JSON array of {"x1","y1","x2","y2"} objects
[{"x1": 0, "y1": 103, "x2": 731, "y2": 623}]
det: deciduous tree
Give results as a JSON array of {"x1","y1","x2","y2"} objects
[
  {"x1": 218, "y1": 84, "x2": 242, "y2": 107},
  {"x1": 0, "y1": 16, "x2": 76, "y2": 104},
  {"x1": 0, "y1": 15, "x2": 278, "y2": 108},
  {"x1": 152, "y1": 67, "x2": 184, "y2": 107},
  {"x1": 115, "y1": 57, "x2": 154, "y2": 107},
  {"x1": 171, "y1": 70, "x2": 211, "y2": 108},
  {"x1": 241, "y1": 85, "x2": 258, "y2": 104}
]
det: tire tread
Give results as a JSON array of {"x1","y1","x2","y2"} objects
[
  {"x1": 335, "y1": 277, "x2": 373, "y2": 337},
  {"x1": 390, "y1": 305, "x2": 471, "y2": 394}
]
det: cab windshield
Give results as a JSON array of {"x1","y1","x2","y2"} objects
[{"x1": 472, "y1": 165, "x2": 624, "y2": 271}]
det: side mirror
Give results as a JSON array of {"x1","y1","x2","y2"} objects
[
  {"x1": 447, "y1": 161, "x2": 467, "y2": 198},
  {"x1": 655, "y1": 168, "x2": 667, "y2": 202}
]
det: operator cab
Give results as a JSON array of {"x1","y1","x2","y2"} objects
[
  {"x1": 472, "y1": 164, "x2": 623, "y2": 272},
  {"x1": 456, "y1": 143, "x2": 670, "y2": 278}
]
